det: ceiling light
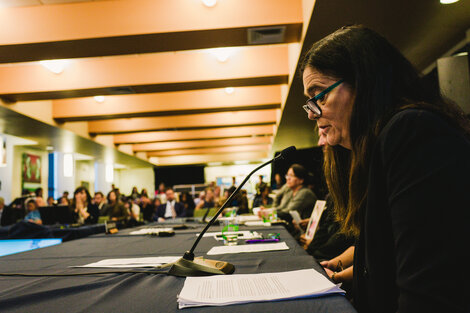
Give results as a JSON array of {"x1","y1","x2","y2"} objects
[
  {"x1": 201, "y1": 0, "x2": 217, "y2": 7},
  {"x1": 440, "y1": 0, "x2": 459, "y2": 3},
  {"x1": 225, "y1": 87, "x2": 234, "y2": 94},
  {"x1": 94, "y1": 96, "x2": 105, "y2": 103},
  {"x1": 39, "y1": 59, "x2": 70, "y2": 74},
  {"x1": 208, "y1": 47, "x2": 233, "y2": 62},
  {"x1": 46, "y1": 146, "x2": 54, "y2": 151}
]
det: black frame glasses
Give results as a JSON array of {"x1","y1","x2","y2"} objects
[{"x1": 303, "y1": 79, "x2": 344, "y2": 118}]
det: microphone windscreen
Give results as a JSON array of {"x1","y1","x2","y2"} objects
[{"x1": 280, "y1": 146, "x2": 296, "y2": 159}]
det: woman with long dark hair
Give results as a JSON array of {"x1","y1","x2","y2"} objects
[
  {"x1": 301, "y1": 25, "x2": 470, "y2": 313},
  {"x1": 70, "y1": 186, "x2": 99, "y2": 224}
]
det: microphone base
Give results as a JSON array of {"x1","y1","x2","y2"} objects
[{"x1": 165, "y1": 256, "x2": 235, "y2": 277}]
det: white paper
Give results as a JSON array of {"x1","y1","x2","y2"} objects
[
  {"x1": 76, "y1": 256, "x2": 180, "y2": 268},
  {"x1": 289, "y1": 210, "x2": 302, "y2": 224},
  {"x1": 206, "y1": 242, "x2": 289, "y2": 255},
  {"x1": 237, "y1": 215, "x2": 262, "y2": 223},
  {"x1": 129, "y1": 228, "x2": 174, "y2": 235},
  {"x1": 199, "y1": 231, "x2": 260, "y2": 240},
  {"x1": 177, "y1": 268, "x2": 344, "y2": 309},
  {"x1": 244, "y1": 221, "x2": 271, "y2": 227}
]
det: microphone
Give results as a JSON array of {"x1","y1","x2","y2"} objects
[{"x1": 161, "y1": 146, "x2": 296, "y2": 277}]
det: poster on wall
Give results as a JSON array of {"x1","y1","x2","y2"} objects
[{"x1": 22, "y1": 153, "x2": 42, "y2": 193}]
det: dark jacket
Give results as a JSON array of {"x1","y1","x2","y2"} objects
[
  {"x1": 71, "y1": 204, "x2": 99, "y2": 224},
  {"x1": 353, "y1": 109, "x2": 470, "y2": 313},
  {"x1": 154, "y1": 201, "x2": 186, "y2": 220}
]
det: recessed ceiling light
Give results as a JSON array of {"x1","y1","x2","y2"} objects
[
  {"x1": 94, "y1": 96, "x2": 105, "y2": 103},
  {"x1": 201, "y1": 0, "x2": 217, "y2": 7},
  {"x1": 225, "y1": 87, "x2": 234, "y2": 94},
  {"x1": 208, "y1": 47, "x2": 234, "y2": 62},
  {"x1": 440, "y1": 0, "x2": 459, "y2": 4},
  {"x1": 39, "y1": 59, "x2": 70, "y2": 74}
]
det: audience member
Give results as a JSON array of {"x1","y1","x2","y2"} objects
[
  {"x1": 70, "y1": 187, "x2": 99, "y2": 224},
  {"x1": 0, "y1": 197, "x2": 4, "y2": 225},
  {"x1": 271, "y1": 173, "x2": 284, "y2": 190},
  {"x1": 140, "y1": 188, "x2": 149, "y2": 198},
  {"x1": 194, "y1": 188, "x2": 216, "y2": 212},
  {"x1": 93, "y1": 191, "x2": 109, "y2": 216},
  {"x1": 193, "y1": 190, "x2": 205, "y2": 207},
  {"x1": 35, "y1": 188, "x2": 46, "y2": 207},
  {"x1": 107, "y1": 189, "x2": 128, "y2": 221},
  {"x1": 180, "y1": 191, "x2": 195, "y2": 217},
  {"x1": 24, "y1": 198, "x2": 42, "y2": 225},
  {"x1": 46, "y1": 196, "x2": 55, "y2": 206},
  {"x1": 252, "y1": 185, "x2": 273, "y2": 208},
  {"x1": 59, "y1": 196, "x2": 70, "y2": 206},
  {"x1": 154, "y1": 188, "x2": 186, "y2": 221},
  {"x1": 129, "y1": 187, "x2": 140, "y2": 200},
  {"x1": 155, "y1": 182, "x2": 166, "y2": 195},
  {"x1": 255, "y1": 175, "x2": 267, "y2": 195},
  {"x1": 124, "y1": 197, "x2": 141, "y2": 222},
  {"x1": 140, "y1": 193, "x2": 154, "y2": 222},
  {"x1": 150, "y1": 198, "x2": 161, "y2": 222}
]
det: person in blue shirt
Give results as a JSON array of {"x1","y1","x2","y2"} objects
[{"x1": 24, "y1": 198, "x2": 42, "y2": 225}]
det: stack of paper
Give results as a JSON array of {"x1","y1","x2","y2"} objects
[
  {"x1": 207, "y1": 242, "x2": 289, "y2": 255},
  {"x1": 177, "y1": 268, "x2": 344, "y2": 308}
]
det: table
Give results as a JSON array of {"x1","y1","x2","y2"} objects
[{"x1": 0, "y1": 221, "x2": 357, "y2": 312}]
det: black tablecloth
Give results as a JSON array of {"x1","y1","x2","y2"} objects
[{"x1": 0, "y1": 223, "x2": 356, "y2": 313}]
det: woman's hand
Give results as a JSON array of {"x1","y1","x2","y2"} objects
[{"x1": 299, "y1": 233, "x2": 313, "y2": 249}]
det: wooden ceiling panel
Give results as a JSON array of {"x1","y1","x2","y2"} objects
[
  {"x1": 146, "y1": 144, "x2": 271, "y2": 157},
  {"x1": 113, "y1": 125, "x2": 275, "y2": 144},
  {"x1": 0, "y1": 0, "x2": 302, "y2": 62},
  {"x1": 149, "y1": 151, "x2": 270, "y2": 166},
  {"x1": 52, "y1": 85, "x2": 282, "y2": 121},
  {"x1": 0, "y1": 45, "x2": 289, "y2": 101},
  {"x1": 134, "y1": 137, "x2": 272, "y2": 152},
  {"x1": 88, "y1": 109, "x2": 278, "y2": 134}
]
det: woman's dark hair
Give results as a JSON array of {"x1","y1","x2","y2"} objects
[
  {"x1": 107, "y1": 189, "x2": 120, "y2": 204},
  {"x1": 290, "y1": 164, "x2": 309, "y2": 185},
  {"x1": 301, "y1": 25, "x2": 470, "y2": 236},
  {"x1": 70, "y1": 186, "x2": 92, "y2": 209}
]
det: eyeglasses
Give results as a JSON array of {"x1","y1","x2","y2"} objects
[{"x1": 302, "y1": 79, "x2": 344, "y2": 118}]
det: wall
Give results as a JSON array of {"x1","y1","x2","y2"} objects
[
  {"x1": 114, "y1": 167, "x2": 155, "y2": 197},
  {"x1": 0, "y1": 135, "x2": 14, "y2": 203},
  {"x1": 75, "y1": 160, "x2": 95, "y2": 193}
]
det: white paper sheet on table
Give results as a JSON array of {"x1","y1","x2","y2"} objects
[
  {"x1": 177, "y1": 268, "x2": 344, "y2": 309},
  {"x1": 198, "y1": 231, "x2": 261, "y2": 240},
  {"x1": 206, "y1": 242, "x2": 289, "y2": 255},
  {"x1": 244, "y1": 221, "x2": 271, "y2": 227},
  {"x1": 129, "y1": 228, "x2": 174, "y2": 235},
  {"x1": 76, "y1": 256, "x2": 180, "y2": 268}
]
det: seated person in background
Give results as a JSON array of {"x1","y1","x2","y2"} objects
[
  {"x1": 263, "y1": 164, "x2": 317, "y2": 220},
  {"x1": 255, "y1": 175, "x2": 267, "y2": 195},
  {"x1": 213, "y1": 186, "x2": 221, "y2": 205},
  {"x1": 140, "y1": 194, "x2": 154, "y2": 222},
  {"x1": 194, "y1": 188, "x2": 215, "y2": 212},
  {"x1": 35, "y1": 187, "x2": 46, "y2": 207},
  {"x1": 154, "y1": 188, "x2": 186, "y2": 221},
  {"x1": 193, "y1": 190, "x2": 205, "y2": 207},
  {"x1": 24, "y1": 198, "x2": 42, "y2": 225},
  {"x1": 129, "y1": 186, "x2": 140, "y2": 200},
  {"x1": 271, "y1": 173, "x2": 284, "y2": 190},
  {"x1": 150, "y1": 197, "x2": 161, "y2": 222},
  {"x1": 107, "y1": 189, "x2": 129, "y2": 221},
  {"x1": 252, "y1": 185, "x2": 274, "y2": 209},
  {"x1": 93, "y1": 191, "x2": 109, "y2": 216},
  {"x1": 237, "y1": 190, "x2": 249, "y2": 214},
  {"x1": 59, "y1": 196, "x2": 70, "y2": 206},
  {"x1": 123, "y1": 197, "x2": 141, "y2": 222},
  {"x1": 46, "y1": 196, "x2": 55, "y2": 206},
  {"x1": 70, "y1": 187, "x2": 99, "y2": 225},
  {"x1": 180, "y1": 191, "x2": 195, "y2": 217}
]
